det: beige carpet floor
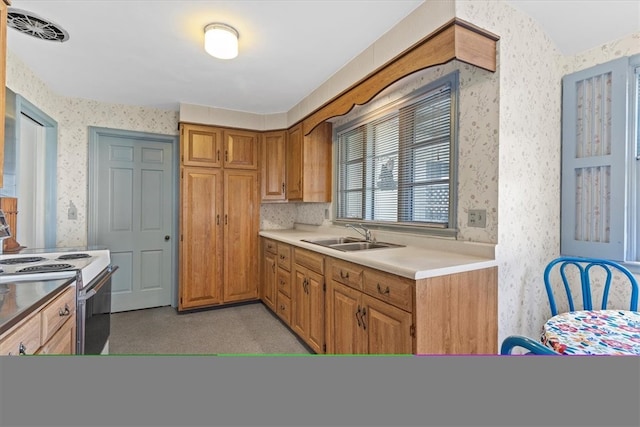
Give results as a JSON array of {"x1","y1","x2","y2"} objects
[{"x1": 109, "y1": 302, "x2": 311, "y2": 355}]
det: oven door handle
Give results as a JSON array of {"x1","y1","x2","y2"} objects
[
  {"x1": 78, "y1": 289, "x2": 97, "y2": 302},
  {"x1": 78, "y1": 265, "x2": 118, "y2": 302}
]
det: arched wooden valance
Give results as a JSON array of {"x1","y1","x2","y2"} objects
[{"x1": 301, "y1": 18, "x2": 499, "y2": 135}]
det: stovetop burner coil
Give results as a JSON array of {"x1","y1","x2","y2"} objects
[
  {"x1": 18, "y1": 263, "x2": 75, "y2": 273},
  {"x1": 0, "y1": 257, "x2": 46, "y2": 265},
  {"x1": 57, "y1": 253, "x2": 91, "y2": 260}
]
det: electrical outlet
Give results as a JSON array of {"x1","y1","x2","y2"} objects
[{"x1": 468, "y1": 209, "x2": 486, "y2": 228}]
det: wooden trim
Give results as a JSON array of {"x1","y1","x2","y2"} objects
[{"x1": 302, "y1": 18, "x2": 498, "y2": 135}]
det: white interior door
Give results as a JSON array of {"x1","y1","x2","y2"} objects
[{"x1": 89, "y1": 128, "x2": 176, "y2": 312}]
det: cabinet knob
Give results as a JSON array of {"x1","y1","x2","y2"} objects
[{"x1": 377, "y1": 283, "x2": 390, "y2": 295}]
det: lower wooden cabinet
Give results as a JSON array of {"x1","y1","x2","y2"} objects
[
  {"x1": 292, "y1": 263, "x2": 325, "y2": 354},
  {"x1": 0, "y1": 285, "x2": 77, "y2": 356},
  {"x1": 326, "y1": 272, "x2": 413, "y2": 354},
  {"x1": 259, "y1": 237, "x2": 498, "y2": 355}
]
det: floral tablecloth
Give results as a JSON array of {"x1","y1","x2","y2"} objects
[{"x1": 540, "y1": 310, "x2": 640, "y2": 355}]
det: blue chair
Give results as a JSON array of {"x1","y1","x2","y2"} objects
[
  {"x1": 500, "y1": 335, "x2": 558, "y2": 355},
  {"x1": 543, "y1": 256, "x2": 639, "y2": 316}
]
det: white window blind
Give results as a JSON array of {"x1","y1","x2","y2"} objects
[{"x1": 336, "y1": 72, "x2": 458, "y2": 229}]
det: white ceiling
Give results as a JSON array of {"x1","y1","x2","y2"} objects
[{"x1": 6, "y1": 1, "x2": 640, "y2": 114}]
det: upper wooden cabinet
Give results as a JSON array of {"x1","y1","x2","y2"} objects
[
  {"x1": 286, "y1": 122, "x2": 332, "y2": 202},
  {"x1": 0, "y1": 1, "x2": 8, "y2": 188},
  {"x1": 180, "y1": 123, "x2": 223, "y2": 168},
  {"x1": 180, "y1": 124, "x2": 258, "y2": 170},
  {"x1": 223, "y1": 129, "x2": 259, "y2": 170},
  {"x1": 261, "y1": 130, "x2": 287, "y2": 201}
]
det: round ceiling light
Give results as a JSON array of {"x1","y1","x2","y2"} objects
[{"x1": 204, "y1": 23, "x2": 239, "y2": 60}]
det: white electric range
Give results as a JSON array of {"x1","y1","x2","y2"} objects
[
  {"x1": 0, "y1": 248, "x2": 111, "y2": 287},
  {"x1": 0, "y1": 248, "x2": 116, "y2": 354}
]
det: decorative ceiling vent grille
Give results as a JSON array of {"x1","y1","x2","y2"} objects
[{"x1": 7, "y1": 8, "x2": 69, "y2": 42}]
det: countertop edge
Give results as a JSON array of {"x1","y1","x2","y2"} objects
[
  {"x1": 260, "y1": 229, "x2": 498, "y2": 280},
  {"x1": 0, "y1": 277, "x2": 76, "y2": 337}
]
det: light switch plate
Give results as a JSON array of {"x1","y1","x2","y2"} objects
[{"x1": 468, "y1": 209, "x2": 486, "y2": 228}]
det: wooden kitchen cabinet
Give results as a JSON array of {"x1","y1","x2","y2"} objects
[
  {"x1": 223, "y1": 129, "x2": 259, "y2": 170},
  {"x1": 286, "y1": 122, "x2": 332, "y2": 202},
  {"x1": 180, "y1": 124, "x2": 258, "y2": 170},
  {"x1": 261, "y1": 130, "x2": 287, "y2": 202},
  {"x1": 222, "y1": 170, "x2": 260, "y2": 302},
  {"x1": 326, "y1": 259, "x2": 412, "y2": 354},
  {"x1": 181, "y1": 123, "x2": 223, "y2": 168},
  {"x1": 179, "y1": 167, "x2": 223, "y2": 309},
  {"x1": 261, "y1": 240, "x2": 277, "y2": 312},
  {"x1": 179, "y1": 124, "x2": 260, "y2": 311},
  {"x1": 0, "y1": 284, "x2": 77, "y2": 356},
  {"x1": 292, "y1": 248, "x2": 325, "y2": 353}
]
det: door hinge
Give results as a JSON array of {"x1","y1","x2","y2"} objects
[
  {"x1": 322, "y1": 344, "x2": 326, "y2": 353},
  {"x1": 410, "y1": 324, "x2": 416, "y2": 338},
  {"x1": 323, "y1": 282, "x2": 326, "y2": 292},
  {"x1": 180, "y1": 235, "x2": 183, "y2": 242}
]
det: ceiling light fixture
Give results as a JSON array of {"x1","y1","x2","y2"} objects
[{"x1": 204, "y1": 23, "x2": 239, "y2": 59}]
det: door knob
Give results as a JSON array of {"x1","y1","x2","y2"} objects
[{"x1": 164, "y1": 235, "x2": 170, "y2": 241}]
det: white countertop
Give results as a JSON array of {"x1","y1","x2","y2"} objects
[{"x1": 259, "y1": 226, "x2": 498, "y2": 280}]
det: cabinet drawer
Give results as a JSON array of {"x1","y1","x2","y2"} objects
[
  {"x1": 277, "y1": 244, "x2": 292, "y2": 271},
  {"x1": 330, "y1": 259, "x2": 363, "y2": 290},
  {"x1": 37, "y1": 315, "x2": 76, "y2": 355},
  {"x1": 264, "y1": 238, "x2": 277, "y2": 254},
  {"x1": 363, "y1": 269, "x2": 413, "y2": 312},
  {"x1": 41, "y1": 286, "x2": 76, "y2": 345},
  {"x1": 294, "y1": 248, "x2": 324, "y2": 274},
  {"x1": 276, "y1": 291, "x2": 291, "y2": 325},
  {"x1": 277, "y1": 268, "x2": 291, "y2": 297},
  {"x1": 0, "y1": 312, "x2": 41, "y2": 356}
]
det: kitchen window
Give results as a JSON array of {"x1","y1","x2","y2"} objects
[
  {"x1": 335, "y1": 72, "x2": 458, "y2": 234},
  {"x1": 560, "y1": 54, "x2": 640, "y2": 268}
]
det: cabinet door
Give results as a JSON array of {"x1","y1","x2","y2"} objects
[
  {"x1": 363, "y1": 295, "x2": 413, "y2": 354},
  {"x1": 286, "y1": 124, "x2": 303, "y2": 200},
  {"x1": 181, "y1": 123, "x2": 222, "y2": 168},
  {"x1": 261, "y1": 131, "x2": 287, "y2": 201},
  {"x1": 223, "y1": 170, "x2": 259, "y2": 302},
  {"x1": 326, "y1": 281, "x2": 366, "y2": 354},
  {"x1": 179, "y1": 167, "x2": 223, "y2": 310},
  {"x1": 291, "y1": 267, "x2": 308, "y2": 338},
  {"x1": 262, "y1": 250, "x2": 277, "y2": 311},
  {"x1": 306, "y1": 269, "x2": 325, "y2": 354},
  {"x1": 223, "y1": 129, "x2": 258, "y2": 169}
]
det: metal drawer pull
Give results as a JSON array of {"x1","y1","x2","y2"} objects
[
  {"x1": 340, "y1": 270, "x2": 349, "y2": 280},
  {"x1": 59, "y1": 304, "x2": 71, "y2": 316},
  {"x1": 361, "y1": 307, "x2": 367, "y2": 330},
  {"x1": 377, "y1": 283, "x2": 390, "y2": 295},
  {"x1": 355, "y1": 306, "x2": 362, "y2": 327}
]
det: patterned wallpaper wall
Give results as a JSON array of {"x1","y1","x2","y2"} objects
[
  {"x1": 456, "y1": 0, "x2": 640, "y2": 343},
  {"x1": 5, "y1": 1, "x2": 639, "y2": 347},
  {"x1": 6, "y1": 51, "x2": 179, "y2": 247}
]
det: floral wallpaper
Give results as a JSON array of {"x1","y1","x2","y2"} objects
[
  {"x1": 5, "y1": 0, "x2": 639, "y2": 351},
  {"x1": 6, "y1": 51, "x2": 179, "y2": 247},
  {"x1": 457, "y1": 0, "x2": 640, "y2": 344}
]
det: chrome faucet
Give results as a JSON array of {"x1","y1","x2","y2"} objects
[{"x1": 345, "y1": 223, "x2": 372, "y2": 242}]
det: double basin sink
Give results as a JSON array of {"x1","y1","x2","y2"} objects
[{"x1": 301, "y1": 236, "x2": 405, "y2": 252}]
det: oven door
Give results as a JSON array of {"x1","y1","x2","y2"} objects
[{"x1": 77, "y1": 265, "x2": 118, "y2": 354}]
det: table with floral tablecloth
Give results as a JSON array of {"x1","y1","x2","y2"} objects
[{"x1": 540, "y1": 310, "x2": 640, "y2": 355}]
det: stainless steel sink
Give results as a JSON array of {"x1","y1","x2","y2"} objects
[{"x1": 301, "y1": 237, "x2": 404, "y2": 252}]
